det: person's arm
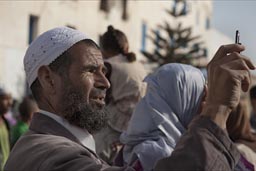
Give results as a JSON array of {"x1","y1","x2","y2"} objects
[
  {"x1": 155, "y1": 44, "x2": 255, "y2": 171},
  {"x1": 155, "y1": 115, "x2": 240, "y2": 171}
]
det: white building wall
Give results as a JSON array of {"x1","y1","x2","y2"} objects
[
  {"x1": 0, "y1": 0, "x2": 213, "y2": 99},
  {"x1": 206, "y1": 28, "x2": 233, "y2": 61}
]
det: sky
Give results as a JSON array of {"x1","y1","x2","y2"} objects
[{"x1": 212, "y1": 0, "x2": 256, "y2": 63}]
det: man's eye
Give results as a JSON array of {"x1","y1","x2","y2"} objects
[
  {"x1": 88, "y1": 68, "x2": 97, "y2": 73},
  {"x1": 102, "y1": 69, "x2": 107, "y2": 75},
  {"x1": 102, "y1": 66, "x2": 109, "y2": 75}
]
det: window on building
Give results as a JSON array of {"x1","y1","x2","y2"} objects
[
  {"x1": 28, "y1": 15, "x2": 39, "y2": 44},
  {"x1": 172, "y1": 1, "x2": 177, "y2": 16},
  {"x1": 171, "y1": 0, "x2": 188, "y2": 16},
  {"x1": 100, "y1": 0, "x2": 110, "y2": 13},
  {"x1": 203, "y1": 48, "x2": 208, "y2": 57},
  {"x1": 155, "y1": 30, "x2": 160, "y2": 53},
  {"x1": 141, "y1": 23, "x2": 147, "y2": 52},
  {"x1": 122, "y1": 0, "x2": 128, "y2": 21},
  {"x1": 181, "y1": 1, "x2": 187, "y2": 15},
  {"x1": 206, "y1": 17, "x2": 210, "y2": 29}
]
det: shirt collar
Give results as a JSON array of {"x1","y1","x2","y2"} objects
[{"x1": 39, "y1": 109, "x2": 96, "y2": 153}]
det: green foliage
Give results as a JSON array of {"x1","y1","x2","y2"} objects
[{"x1": 142, "y1": 0, "x2": 206, "y2": 68}]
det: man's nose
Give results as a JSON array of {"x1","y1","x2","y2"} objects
[{"x1": 95, "y1": 72, "x2": 111, "y2": 90}]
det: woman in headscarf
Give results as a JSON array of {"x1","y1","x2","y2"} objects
[
  {"x1": 227, "y1": 100, "x2": 256, "y2": 167},
  {"x1": 120, "y1": 63, "x2": 206, "y2": 171},
  {"x1": 93, "y1": 25, "x2": 147, "y2": 164}
]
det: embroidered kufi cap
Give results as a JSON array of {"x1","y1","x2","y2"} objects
[{"x1": 24, "y1": 26, "x2": 89, "y2": 87}]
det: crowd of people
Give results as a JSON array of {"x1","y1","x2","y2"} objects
[
  {"x1": 0, "y1": 89, "x2": 38, "y2": 170},
  {"x1": 0, "y1": 25, "x2": 255, "y2": 171}
]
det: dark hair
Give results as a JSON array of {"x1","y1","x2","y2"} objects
[
  {"x1": 30, "y1": 39, "x2": 99, "y2": 102},
  {"x1": 100, "y1": 25, "x2": 136, "y2": 62},
  {"x1": 19, "y1": 96, "x2": 37, "y2": 122},
  {"x1": 250, "y1": 86, "x2": 256, "y2": 99}
]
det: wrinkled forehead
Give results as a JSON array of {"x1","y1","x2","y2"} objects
[
  {"x1": 84, "y1": 47, "x2": 104, "y2": 64},
  {"x1": 69, "y1": 43, "x2": 104, "y2": 66}
]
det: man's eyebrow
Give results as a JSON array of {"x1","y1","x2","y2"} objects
[
  {"x1": 81, "y1": 64, "x2": 98, "y2": 70},
  {"x1": 81, "y1": 64, "x2": 108, "y2": 72}
]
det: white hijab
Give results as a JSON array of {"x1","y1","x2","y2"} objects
[{"x1": 120, "y1": 63, "x2": 206, "y2": 171}]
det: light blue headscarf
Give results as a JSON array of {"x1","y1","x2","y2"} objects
[{"x1": 120, "y1": 63, "x2": 206, "y2": 171}]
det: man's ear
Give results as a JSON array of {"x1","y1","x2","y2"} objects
[{"x1": 37, "y1": 66, "x2": 56, "y2": 94}]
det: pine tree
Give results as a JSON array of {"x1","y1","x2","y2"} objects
[{"x1": 142, "y1": 0, "x2": 206, "y2": 68}]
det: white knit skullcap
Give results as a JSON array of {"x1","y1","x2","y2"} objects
[{"x1": 24, "y1": 26, "x2": 89, "y2": 87}]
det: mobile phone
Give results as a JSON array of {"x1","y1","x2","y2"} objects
[{"x1": 235, "y1": 30, "x2": 240, "y2": 44}]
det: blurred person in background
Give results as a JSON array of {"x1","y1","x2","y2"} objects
[
  {"x1": 0, "y1": 87, "x2": 12, "y2": 170},
  {"x1": 249, "y1": 85, "x2": 256, "y2": 131},
  {"x1": 120, "y1": 63, "x2": 206, "y2": 171},
  {"x1": 11, "y1": 95, "x2": 39, "y2": 147},
  {"x1": 227, "y1": 100, "x2": 256, "y2": 168},
  {"x1": 3, "y1": 100, "x2": 16, "y2": 128},
  {"x1": 94, "y1": 25, "x2": 147, "y2": 164}
]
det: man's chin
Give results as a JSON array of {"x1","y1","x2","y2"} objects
[{"x1": 63, "y1": 103, "x2": 109, "y2": 134}]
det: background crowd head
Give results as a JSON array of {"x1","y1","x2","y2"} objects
[
  {"x1": 100, "y1": 25, "x2": 136, "y2": 62},
  {"x1": 18, "y1": 96, "x2": 38, "y2": 123},
  {"x1": 0, "y1": 87, "x2": 12, "y2": 115}
]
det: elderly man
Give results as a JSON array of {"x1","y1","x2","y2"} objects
[{"x1": 4, "y1": 27, "x2": 255, "y2": 171}]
